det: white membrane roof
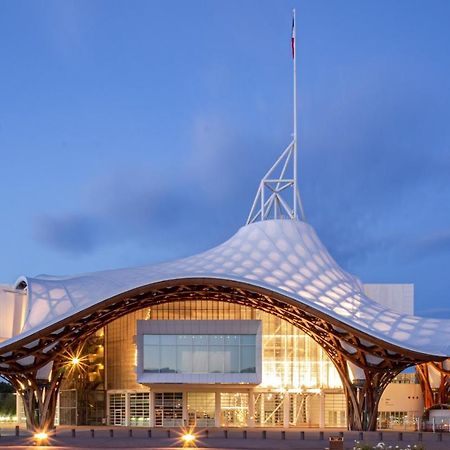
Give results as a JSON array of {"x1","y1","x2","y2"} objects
[{"x1": 3, "y1": 219, "x2": 450, "y2": 357}]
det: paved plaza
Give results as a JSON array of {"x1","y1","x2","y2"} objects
[{"x1": 0, "y1": 427, "x2": 449, "y2": 450}]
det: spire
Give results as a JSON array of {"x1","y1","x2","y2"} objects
[{"x1": 246, "y1": 10, "x2": 305, "y2": 225}]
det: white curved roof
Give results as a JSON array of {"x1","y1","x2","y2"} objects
[{"x1": 2, "y1": 219, "x2": 450, "y2": 357}]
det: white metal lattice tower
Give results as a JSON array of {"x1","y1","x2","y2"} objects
[{"x1": 247, "y1": 9, "x2": 305, "y2": 224}]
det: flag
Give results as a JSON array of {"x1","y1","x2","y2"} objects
[{"x1": 291, "y1": 15, "x2": 295, "y2": 59}]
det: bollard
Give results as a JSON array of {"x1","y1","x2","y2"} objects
[
  {"x1": 300, "y1": 431, "x2": 305, "y2": 440},
  {"x1": 378, "y1": 431, "x2": 383, "y2": 441},
  {"x1": 204, "y1": 429, "x2": 209, "y2": 439},
  {"x1": 71, "y1": 429, "x2": 76, "y2": 438},
  {"x1": 339, "y1": 431, "x2": 343, "y2": 438},
  {"x1": 147, "y1": 429, "x2": 152, "y2": 438},
  {"x1": 90, "y1": 429, "x2": 95, "y2": 438},
  {"x1": 437, "y1": 433, "x2": 442, "y2": 441},
  {"x1": 329, "y1": 436, "x2": 344, "y2": 450},
  {"x1": 418, "y1": 432, "x2": 422, "y2": 442},
  {"x1": 320, "y1": 431, "x2": 324, "y2": 440},
  {"x1": 128, "y1": 429, "x2": 133, "y2": 438},
  {"x1": 243, "y1": 430, "x2": 247, "y2": 439},
  {"x1": 15, "y1": 426, "x2": 19, "y2": 437},
  {"x1": 398, "y1": 432, "x2": 403, "y2": 441},
  {"x1": 358, "y1": 431, "x2": 363, "y2": 441},
  {"x1": 109, "y1": 429, "x2": 114, "y2": 438},
  {"x1": 224, "y1": 429, "x2": 228, "y2": 439},
  {"x1": 262, "y1": 430, "x2": 267, "y2": 439},
  {"x1": 167, "y1": 429, "x2": 170, "y2": 438},
  {"x1": 281, "y1": 430, "x2": 286, "y2": 440}
]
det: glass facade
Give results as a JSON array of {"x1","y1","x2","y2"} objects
[
  {"x1": 154, "y1": 392, "x2": 183, "y2": 427},
  {"x1": 100, "y1": 299, "x2": 347, "y2": 427},
  {"x1": 143, "y1": 334, "x2": 256, "y2": 374},
  {"x1": 187, "y1": 392, "x2": 215, "y2": 427}
]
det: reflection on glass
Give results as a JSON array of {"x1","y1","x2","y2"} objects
[
  {"x1": 177, "y1": 346, "x2": 193, "y2": 373},
  {"x1": 160, "y1": 345, "x2": 177, "y2": 373},
  {"x1": 224, "y1": 346, "x2": 239, "y2": 373},
  {"x1": 142, "y1": 333, "x2": 257, "y2": 374},
  {"x1": 241, "y1": 346, "x2": 256, "y2": 373}
]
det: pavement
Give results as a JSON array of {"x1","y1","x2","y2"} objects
[{"x1": 0, "y1": 426, "x2": 448, "y2": 450}]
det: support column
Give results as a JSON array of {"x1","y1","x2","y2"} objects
[
  {"x1": 183, "y1": 391, "x2": 188, "y2": 427},
  {"x1": 332, "y1": 354, "x2": 405, "y2": 431},
  {"x1": 319, "y1": 392, "x2": 325, "y2": 428},
  {"x1": 215, "y1": 392, "x2": 221, "y2": 427},
  {"x1": 283, "y1": 392, "x2": 290, "y2": 428},
  {"x1": 6, "y1": 362, "x2": 64, "y2": 433},
  {"x1": 248, "y1": 389, "x2": 255, "y2": 427},
  {"x1": 125, "y1": 391, "x2": 130, "y2": 427}
]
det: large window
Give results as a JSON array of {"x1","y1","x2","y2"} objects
[{"x1": 143, "y1": 334, "x2": 256, "y2": 374}]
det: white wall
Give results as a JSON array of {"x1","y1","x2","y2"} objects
[
  {"x1": 0, "y1": 285, "x2": 27, "y2": 342},
  {"x1": 379, "y1": 383, "x2": 423, "y2": 414}
]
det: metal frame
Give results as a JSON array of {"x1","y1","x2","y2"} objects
[{"x1": 247, "y1": 9, "x2": 305, "y2": 224}]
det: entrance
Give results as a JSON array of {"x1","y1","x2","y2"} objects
[
  {"x1": 220, "y1": 393, "x2": 248, "y2": 426},
  {"x1": 154, "y1": 392, "x2": 183, "y2": 427}
]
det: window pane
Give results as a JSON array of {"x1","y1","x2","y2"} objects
[
  {"x1": 192, "y1": 345, "x2": 208, "y2": 372},
  {"x1": 209, "y1": 345, "x2": 224, "y2": 373},
  {"x1": 224, "y1": 335, "x2": 240, "y2": 346},
  {"x1": 177, "y1": 346, "x2": 193, "y2": 373},
  {"x1": 241, "y1": 335, "x2": 256, "y2": 345},
  {"x1": 208, "y1": 335, "x2": 224, "y2": 345},
  {"x1": 192, "y1": 335, "x2": 208, "y2": 346},
  {"x1": 224, "y1": 345, "x2": 239, "y2": 373},
  {"x1": 160, "y1": 345, "x2": 177, "y2": 372},
  {"x1": 144, "y1": 335, "x2": 159, "y2": 345},
  {"x1": 177, "y1": 335, "x2": 192, "y2": 346},
  {"x1": 143, "y1": 345, "x2": 160, "y2": 372},
  {"x1": 161, "y1": 335, "x2": 177, "y2": 345},
  {"x1": 240, "y1": 346, "x2": 256, "y2": 373}
]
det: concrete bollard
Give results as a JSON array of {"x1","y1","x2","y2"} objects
[
  {"x1": 128, "y1": 429, "x2": 132, "y2": 438},
  {"x1": 262, "y1": 430, "x2": 267, "y2": 439},
  {"x1": 15, "y1": 426, "x2": 19, "y2": 437},
  {"x1": 71, "y1": 429, "x2": 76, "y2": 438},
  {"x1": 398, "y1": 432, "x2": 403, "y2": 441},
  {"x1": 147, "y1": 429, "x2": 152, "y2": 438},
  {"x1": 418, "y1": 432, "x2": 422, "y2": 442},
  {"x1": 90, "y1": 429, "x2": 95, "y2": 438},
  {"x1": 300, "y1": 431, "x2": 305, "y2": 440},
  {"x1": 243, "y1": 430, "x2": 247, "y2": 439},
  {"x1": 109, "y1": 429, "x2": 114, "y2": 438}
]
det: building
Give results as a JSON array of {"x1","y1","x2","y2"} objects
[{"x1": 0, "y1": 22, "x2": 449, "y2": 432}]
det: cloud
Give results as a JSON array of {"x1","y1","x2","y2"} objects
[
  {"x1": 406, "y1": 229, "x2": 450, "y2": 259},
  {"x1": 34, "y1": 214, "x2": 101, "y2": 255},
  {"x1": 31, "y1": 113, "x2": 278, "y2": 258}
]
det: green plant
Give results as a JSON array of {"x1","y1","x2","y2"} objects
[{"x1": 352, "y1": 442, "x2": 426, "y2": 450}]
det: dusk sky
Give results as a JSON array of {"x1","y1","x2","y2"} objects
[{"x1": 1, "y1": 1, "x2": 450, "y2": 318}]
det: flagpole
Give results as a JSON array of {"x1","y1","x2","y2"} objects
[{"x1": 292, "y1": 8, "x2": 298, "y2": 219}]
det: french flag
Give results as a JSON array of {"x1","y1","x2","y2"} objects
[{"x1": 291, "y1": 15, "x2": 295, "y2": 59}]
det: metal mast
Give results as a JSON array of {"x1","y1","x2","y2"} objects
[{"x1": 247, "y1": 9, "x2": 305, "y2": 225}]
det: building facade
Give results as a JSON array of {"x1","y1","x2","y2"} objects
[{"x1": 40, "y1": 285, "x2": 423, "y2": 429}]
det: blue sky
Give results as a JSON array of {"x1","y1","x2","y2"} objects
[{"x1": 1, "y1": 0, "x2": 450, "y2": 318}]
